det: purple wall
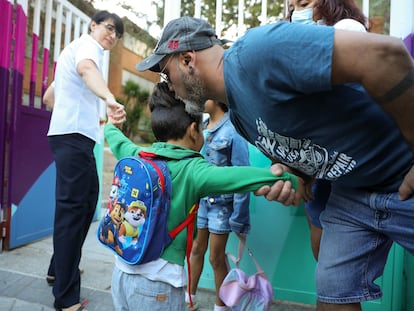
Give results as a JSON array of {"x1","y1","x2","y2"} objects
[
  {"x1": 404, "y1": 33, "x2": 414, "y2": 57},
  {"x1": 0, "y1": 0, "x2": 13, "y2": 218},
  {"x1": 2, "y1": 0, "x2": 55, "y2": 248}
]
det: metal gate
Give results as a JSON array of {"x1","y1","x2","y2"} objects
[{"x1": 0, "y1": 0, "x2": 96, "y2": 250}]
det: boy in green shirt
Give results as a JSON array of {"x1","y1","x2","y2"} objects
[{"x1": 105, "y1": 82, "x2": 301, "y2": 311}]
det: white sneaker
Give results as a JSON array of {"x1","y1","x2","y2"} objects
[{"x1": 213, "y1": 305, "x2": 231, "y2": 311}]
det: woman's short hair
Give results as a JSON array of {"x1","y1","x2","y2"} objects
[{"x1": 90, "y1": 10, "x2": 124, "y2": 38}]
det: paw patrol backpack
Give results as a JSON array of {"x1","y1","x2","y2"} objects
[{"x1": 97, "y1": 150, "x2": 198, "y2": 265}]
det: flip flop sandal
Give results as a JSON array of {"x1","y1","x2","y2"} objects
[
  {"x1": 55, "y1": 307, "x2": 88, "y2": 311},
  {"x1": 55, "y1": 300, "x2": 88, "y2": 311}
]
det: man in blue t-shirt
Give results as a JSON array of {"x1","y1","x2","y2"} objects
[{"x1": 137, "y1": 17, "x2": 414, "y2": 311}]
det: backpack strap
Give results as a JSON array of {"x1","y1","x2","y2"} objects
[
  {"x1": 139, "y1": 150, "x2": 199, "y2": 307},
  {"x1": 137, "y1": 150, "x2": 158, "y2": 158},
  {"x1": 169, "y1": 203, "x2": 198, "y2": 238},
  {"x1": 138, "y1": 151, "x2": 166, "y2": 194},
  {"x1": 169, "y1": 203, "x2": 199, "y2": 308}
]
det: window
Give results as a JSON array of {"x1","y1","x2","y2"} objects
[
  {"x1": 369, "y1": 0, "x2": 390, "y2": 34},
  {"x1": 355, "y1": 0, "x2": 390, "y2": 34}
]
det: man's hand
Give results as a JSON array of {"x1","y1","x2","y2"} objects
[
  {"x1": 106, "y1": 99, "x2": 126, "y2": 127},
  {"x1": 254, "y1": 163, "x2": 304, "y2": 206},
  {"x1": 399, "y1": 165, "x2": 414, "y2": 200}
]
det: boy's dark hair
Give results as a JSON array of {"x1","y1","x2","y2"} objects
[
  {"x1": 90, "y1": 10, "x2": 124, "y2": 38},
  {"x1": 218, "y1": 101, "x2": 228, "y2": 112},
  {"x1": 149, "y1": 82, "x2": 203, "y2": 142}
]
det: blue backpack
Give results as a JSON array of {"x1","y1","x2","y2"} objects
[{"x1": 97, "y1": 151, "x2": 198, "y2": 265}]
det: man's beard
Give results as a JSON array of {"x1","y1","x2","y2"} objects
[{"x1": 176, "y1": 66, "x2": 208, "y2": 114}]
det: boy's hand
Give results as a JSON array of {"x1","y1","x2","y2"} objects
[
  {"x1": 106, "y1": 100, "x2": 126, "y2": 127},
  {"x1": 254, "y1": 163, "x2": 303, "y2": 206}
]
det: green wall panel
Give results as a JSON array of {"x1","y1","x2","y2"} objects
[{"x1": 195, "y1": 144, "x2": 407, "y2": 310}]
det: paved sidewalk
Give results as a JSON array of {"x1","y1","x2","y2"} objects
[
  {"x1": 0, "y1": 149, "x2": 315, "y2": 311},
  {"x1": 0, "y1": 220, "x2": 118, "y2": 311},
  {"x1": 0, "y1": 221, "x2": 315, "y2": 311}
]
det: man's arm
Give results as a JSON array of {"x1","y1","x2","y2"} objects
[
  {"x1": 332, "y1": 29, "x2": 414, "y2": 144},
  {"x1": 332, "y1": 29, "x2": 414, "y2": 199}
]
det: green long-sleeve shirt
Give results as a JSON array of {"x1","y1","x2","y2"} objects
[{"x1": 104, "y1": 124, "x2": 298, "y2": 266}]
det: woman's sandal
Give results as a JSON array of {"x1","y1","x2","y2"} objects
[
  {"x1": 55, "y1": 307, "x2": 88, "y2": 311},
  {"x1": 55, "y1": 301, "x2": 88, "y2": 311}
]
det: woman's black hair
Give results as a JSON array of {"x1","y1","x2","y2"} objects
[
  {"x1": 90, "y1": 10, "x2": 124, "y2": 38},
  {"x1": 314, "y1": 0, "x2": 367, "y2": 29},
  {"x1": 149, "y1": 82, "x2": 203, "y2": 142}
]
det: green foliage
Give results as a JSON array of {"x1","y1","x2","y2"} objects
[
  {"x1": 369, "y1": 0, "x2": 390, "y2": 34},
  {"x1": 119, "y1": 80, "x2": 152, "y2": 142},
  {"x1": 369, "y1": 0, "x2": 390, "y2": 17},
  {"x1": 138, "y1": 114, "x2": 156, "y2": 143},
  {"x1": 123, "y1": 80, "x2": 143, "y2": 106},
  {"x1": 152, "y1": 0, "x2": 285, "y2": 35},
  {"x1": 122, "y1": 100, "x2": 142, "y2": 139}
]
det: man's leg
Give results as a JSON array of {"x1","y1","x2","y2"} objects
[
  {"x1": 306, "y1": 180, "x2": 331, "y2": 261},
  {"x1": 310, "y1": 225, "x2": 322, "y2": 261},
  {"x1": 316, "y1": 188, "x2": 393, "y2": 310},
  {"x1": 317, "y1": 189, "x2": 414, "y2": 310}
]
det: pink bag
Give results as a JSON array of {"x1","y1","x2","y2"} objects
[{"x1": 219, "y1": 235, "x2": 274, "y2": 311}]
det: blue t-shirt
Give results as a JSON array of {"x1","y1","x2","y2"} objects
[{"x1": 223, "y1": 21, "x2": 414, "y2": 192}]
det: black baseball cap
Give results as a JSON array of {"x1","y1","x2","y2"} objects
[{"x1": 136, "y1": 16, "x2": 229, "y2": 72}]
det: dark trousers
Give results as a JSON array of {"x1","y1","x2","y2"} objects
[{"x1": 48, "y1": 134, "x2": 99, "y2": 308}]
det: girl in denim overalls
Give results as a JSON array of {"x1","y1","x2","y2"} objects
[{"x1": 187, "y1": 100, "x2": 250, "y2": 311}]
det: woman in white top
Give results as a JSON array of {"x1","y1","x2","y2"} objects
[{"x1": 45, "y1": 10, "x2": 125, "y2": 311}]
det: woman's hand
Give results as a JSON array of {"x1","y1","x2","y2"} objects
[{"x1": 106, "y1": 100, "x2": 126, "y2": 127}]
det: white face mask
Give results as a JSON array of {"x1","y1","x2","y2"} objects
[{"x1": 291, "y1": 8, "x2": 316, "y2": 25}]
